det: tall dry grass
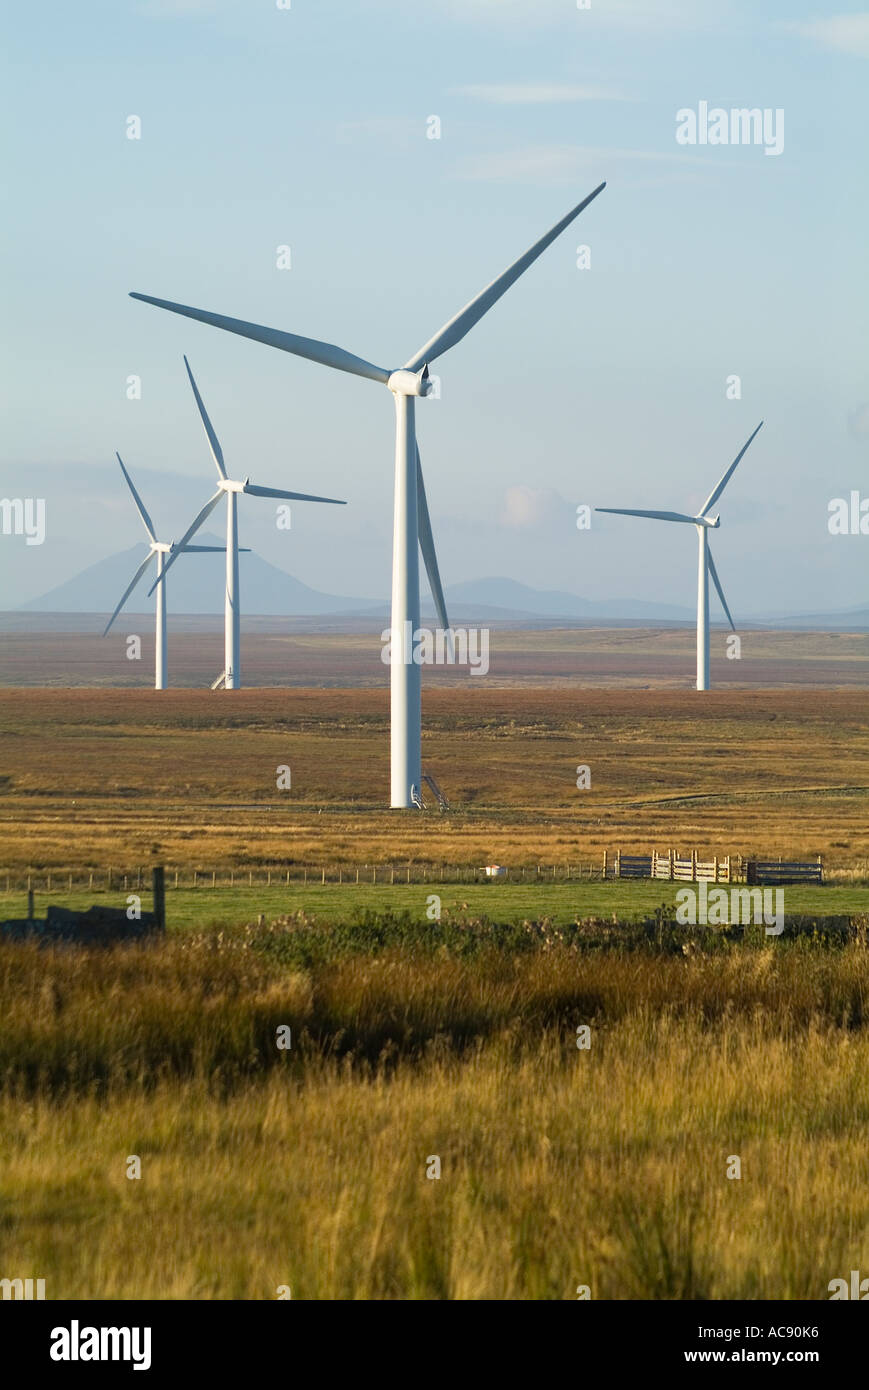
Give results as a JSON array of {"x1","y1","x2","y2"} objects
[{"x1": 1, "y1": 924, "x2": 868, "y2": 1298}]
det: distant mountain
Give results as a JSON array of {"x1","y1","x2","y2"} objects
[
  {"x1": 763, "y1": 606, "x2": 869, "y2": 630},
  {"x1": 21, "y1": 535, "x2": 373, "y2": 617},
  {"x1": 440, "y1": 577, "x2": 693, "y2": 621},
  {"x1": 15, "y1": 546, "x2": 868, "y2": 628}
]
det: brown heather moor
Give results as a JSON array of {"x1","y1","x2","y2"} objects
[{"x1": 0, "y1": 686, "x2": 867, "y2": 874}]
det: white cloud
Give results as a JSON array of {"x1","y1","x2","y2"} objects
[
  {"x1": 455, "y1": 144, "x2": 703, "y2": 185},
  {"x1": 436, "y1": 0, "x2": 737, "y2": 32},
  {"x1": 787, "y1": 14, "x2": 869, "y2": 57},
  {"x1": 456, "y1": 82, "x2": 632, "y2": 105},
  {"x1": 500, "y1": 486, "x2": 562, "y2": 527}
]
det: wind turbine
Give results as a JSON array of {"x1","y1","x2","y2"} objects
[
  {"x1": 150, "y1": 356, "x2": 346, "y2": 690},
  {"x1": 104, "y1": 452, "x2": 227, "y2": 689},
  {"x1": 130, "y1": 181, "x2": 606, "y2": 805},
  {"x1": 596, "y1": 421, "x2": 763, "y2": 691}
]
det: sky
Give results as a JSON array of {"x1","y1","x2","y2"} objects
[{"x1": 1, "y1": 0, "x2": 867, "y2": 617}]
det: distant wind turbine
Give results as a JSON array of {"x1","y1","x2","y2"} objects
[
  {"x1": 131, "y1": 181, "x2": 606, "y2": 803},
  {"x1": 150, "y1": 356, "x2": 345, "y2": 690},
  {"x1": 103, "y1": 452, "x2": 227, "y2": 689},
  {"x1": 596, "y1": 421, "x2": 763, "y2": 691}
]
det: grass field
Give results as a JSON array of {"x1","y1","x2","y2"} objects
[
  {"x1": 2, "y1": 621, "x2": 868, "y2": 689},
  {"x1": 4, "y1": 879, "x2": 869, "y2": 932},
  {"x1": 2, "y1": 675, "x2": 867, "y2": 1301},
  {"x1": 1, "y1": 919, "x2": 868, "y2": 1299},
  {"x1": 1, "y1": 687, "x2": 868, "y2": 878}
]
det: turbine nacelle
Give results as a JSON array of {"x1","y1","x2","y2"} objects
[
  {"x1": 387, "y1": 365, "x2": 432, "y2": 398},
  {"x1": 219, "y1": 477, "x2": 250, "y2": 494},
  {"x1": 695, "y1": 514, "x2": 720, "y2": 528}
]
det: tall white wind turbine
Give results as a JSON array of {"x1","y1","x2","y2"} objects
[
  {"x1": 596, "y1": 421, "x2": 763, "y2": 691},
  {"x1": 131, "y1": 182, "x2": 606, "y2": 804},
  {"x1": 150, "y1": 356, "x2": 346, "y2": 690},
  {"x1": 103, "y1": 452, "x2": 226, "y2": 689}
]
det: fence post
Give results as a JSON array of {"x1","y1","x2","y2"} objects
[
  {"x1": 615, "y1": 850, "x2": 621, "y2": 879},
  {"x1": 321, "y1": 868, "x2": 326, "y2": 885},
  {"x1": 356, "y1": 868, "x2": 359, "y2": 885},
  {"x1": 152, "y1": 866, "x2": 166, "y2": 932},
  {"x1": 27, "y1": 887, "x2": 34, "y2": 921},
  {"x1": 691, "y1": 849, "x2": 697, "y2": 882},
  {"x1": 714, "y1": 855, "x2": 719, "y2": 883}
]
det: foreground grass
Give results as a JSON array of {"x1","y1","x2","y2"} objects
[
  {"x1": 1, "y1": 922, "x2": 868, "y2": 1299},
  {"x1": 4, "y1": 878, "x2": 868, "y2": 932},
  {"x1": 3, "y1": 1024, "x2": 868, "y2": 1300}
]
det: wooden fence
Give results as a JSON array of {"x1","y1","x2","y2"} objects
[
  {"x1": 653, "y1": 851, "x2": 734, "y2": 883},
  {"x1": 746, "y1": 858, "x2": 824, "y2": 886},
  {"x1": 604, "y1": 849, "x2": 823, "y2": 886}
]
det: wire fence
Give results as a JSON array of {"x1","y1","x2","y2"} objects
[
  {"x1": 0, "y1": 862, "x2": 608, "y2": 895},
  {"x1": 1, "y1": 854, "x2": 853, "y2": 897}
]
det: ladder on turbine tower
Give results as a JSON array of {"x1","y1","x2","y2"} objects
[
  {"x1": 210, "y1": 671, "x2": 227, "y2": 690},
  {"x1": 421, "y1": 772, "x2": 450, "y2": 812}
]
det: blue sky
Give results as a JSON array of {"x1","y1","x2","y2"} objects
[{"x1": 1, "y1": 0, "x2": 867, "y2": 616}]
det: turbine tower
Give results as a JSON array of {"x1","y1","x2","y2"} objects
[
  {"x1": 130, "y1": 182, "x2": 606, "y2": 804},
  {"x1": 596, "y1": 421, "x2": 763, "y2": 691},
  {"x1": 103, "y1": 452, "x2": 226, "y2": 689},
  {"x1": 151, "y1": 356, "x2": 345, "y2": 690}
]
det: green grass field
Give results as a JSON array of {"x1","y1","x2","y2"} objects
[{"x1": 4, "y1": 877, "x2": 868, "y2": 932}]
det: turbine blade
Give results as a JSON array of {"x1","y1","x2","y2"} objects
[
  {"x1": 181, "y1": 544, "x2": 228, "y2": 552},
  {"x1": 595, "y1": 508, "x2": 698, "y2": 524},
  {"x1": 707, "y1": 548, "x2": 736, "y2": 630},
  {"x1": 116, "y1": 453, "x2": 156, "y2": 542},
  {"x1": 102, "y1": 552, "x2": 154, "y2": 636},
  {"x1": 183, "y1": 356, "x2": 227, "y2": 479},
  {"x1": 243, "y1": 483, "x2": 346, "y2": 504},
  {"x1": 404, "y1": 182, "x2": 606, "y2": 371},
  {"x1": 149, "y1": 490, "x2": 223, "y2": 595},
  {"x1": 700, "y1": 420, "x2": 763, "y2": 516},
  {"x1": 416, "y1": 448, "x2": 450, "y2": 636},
  {"x1": 130, "y1": 294, "x2": 391, "y2": 384}
]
